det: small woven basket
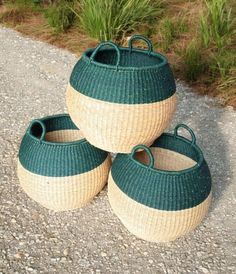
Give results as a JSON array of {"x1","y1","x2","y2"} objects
[
  {"x1": 17, "y1": 114, "x2": 111, "y2": 211},
  {"x1": 108, "y1": 124, "x2": 212, "y2": 242},
  {"x1": 66, "y1": 35, "x2": 177, "y2": 153}
]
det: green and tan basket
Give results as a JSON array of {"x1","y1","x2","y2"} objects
[
  {"x1": 17, "y1": 114, "x2": 111, "y2": 211},
  {"x1": 66, "y1": 35, "x2": 177, "y2": 153},
  {"x1": 108, "y1": 124, "x2": 212, "y2": 242}
]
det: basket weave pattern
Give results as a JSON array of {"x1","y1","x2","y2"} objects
[
  {"x1": 18, "y1": 155, "x2": 111, "y2": 211},
  {"x1": 17, "y1": 114, "x2": 111, "y2": 211},
  {"x1": 66, "y1": 84, "x2": 177, "y2": 153},
  {"x1": 17, "y1": 35, "x2": 211, "y2": 242},
  {"x1": 108, "y1": 124, "x2": 212, "y2": 242},
  {"x1": 66, "y1": 36, "x2": 177, "y2": 153},
  {"x1": 109, "y1": 175, "x2": 211, "y2": 242}
]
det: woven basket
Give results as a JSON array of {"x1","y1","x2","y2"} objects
[
  {"x1": 66, "y1": 35, "x2": 177, "y2": 153},
  {"x1": 108, "y1": 124, "x2": 212, "y2": 242},
  {"x1": 17, "y1": 114, "x2": 111, "y2": 211}
]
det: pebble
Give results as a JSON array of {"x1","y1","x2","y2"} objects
[
  {"x1": 199, "y1": 267, "x2": 210, "y2": 273},
  {"x1": 63, "y1": 248, "x2": 69, "y2": 256},
  {"x1": 25, "y1": 267, "x2": 36, "y2": 273},
  {"x1": 14, "y1": 253, "x2": 23, "y2": 259},
  {"x1": 60, "y1": 257, "x2": 67, "y2": 263}
]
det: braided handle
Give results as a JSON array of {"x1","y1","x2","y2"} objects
[
  {"x1": 130, "y1": 144, "x2": 154, "y2": 168},
  {"x1": 174, "y1": 124, "x2": 196, "y2": 145},
  {"x1": 90, "y1": 41, "x2": 121, "y2": 68},
  {"x1": 128, "y1": 35, "x2": 153, "y2": 55},
  {"x1": 28, "y1": 119, "x2": 46, "y2": 141}
]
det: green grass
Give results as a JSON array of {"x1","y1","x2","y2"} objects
[
  {"x1": 218, "y1": 70, "x2": 236, "y2": 89},
  {"x1": 0, "y1": 0, "x2": 42, "y2": 24},
  {"x1": 199, "y1": 0, "x2": 235, "y2": 90},
  {"x1": 74, "y1": 0, "x2": 162, "y2": 41},
  {"x1": 0, "y1": 0, "x2": 76, "y2": 33},
  {"x1": 200, "y1": 0, "x2": 234, "y2": 49},
  {"x1": 217, "y1": 68, "x2": 236, "y2": 103},
  {"x1": 159, "y1": 17, "x2": 188, "y2": 52},
  {"x1": 181, "y1": 41, "x2": 207, "y2": 82},
  {"x1": 210, "y1": 50, "x2": 236, "y2": 79},
  {"x1": 44, "y1": 0, "x2": 75, "y2": 33},
  {"x1": 3, "y1": 0, "x2": 42, "y2": 11},
  {"x1": 159, "y1": 19, "x2": 175, "y2": 51}
]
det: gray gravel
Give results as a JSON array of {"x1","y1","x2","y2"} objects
[{"x1": 0, "y1": 26, "x2": 236, "y2": 274}]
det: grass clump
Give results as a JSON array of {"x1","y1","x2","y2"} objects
[
  {"x1": 159, "y1": 17, "x2": 188, "y2": 52},
  {"x1": 200, "y1": 0, "x2": 234, "y2": 49},
  {"x1": 181, "y1": 41, "x2": 207, "y2": 82},
  {"x1": 159, "y1": 19, "x2": 175, "y2": 51},
  {"x1": 217, "y1": 68, "x2": 236, "y2": 104},
  {"x1": 210, "y1": 50, "x2": 236, "y2": 79},
  {"x1": 199, "y1": 0, "x2": 235, "y2": 99},
  {"x1": 75, "y1": 0, "x2": 162, "y2": 41},
  {"x1": 0, "y1": 0, "x2": 42, "y2": 24},
  {"x1": 44, "y1": 0, "x2": 75, "y2": 33}
]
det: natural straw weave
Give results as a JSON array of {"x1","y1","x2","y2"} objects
[
  {"x1": 17, "y1": 114, "x2": 111, "y2": 211},
  {"x1": 108, "y1": 124, "x2": 212, "y2": 242},
  {"x1": 109, "y1": 176, "x2": 212, "y2": 242},
  {"x1": 45, "y1": 129, "x2": 84, "y2": 143},
  {"x1": 18, "y1": 157, "x2": 111, "y2": 211},
  {"x1": 66, "y1": 35, "x2": 177, "y2": 153},
  {"x1": 66, "y1": 85, "x2": 177, "y2": 153}
]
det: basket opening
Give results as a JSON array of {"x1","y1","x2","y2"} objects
[
  {"x1": 134, "y1": 147, "x2": 197, "y2": 172},
  {"x1": 45, "y1": 129, "x2": 84, "y2": 143},
  {"x1": 87, "y1": 49, "x2": 164, "y2": 68}
]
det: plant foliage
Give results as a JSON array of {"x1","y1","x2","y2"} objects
[{"x1": 75, "y1": 0, "x2": 162, "y2": 41}]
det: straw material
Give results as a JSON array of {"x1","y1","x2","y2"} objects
[
  {"x1": 45, "y1": 129, "x2": 84, "y2": 143},
  {"x1": 18, "y1": 155, "x2": 111, "y2": 212},
  {"x1": 135, "y1": 147, "x2": 197, "y2": 171},
  {"x1": 18, "y1": 116, "x2": 111, "y2": 211},
  {"x1": 66, "y1": 84, "x2": 177, "y2": 153},
  {"x1": 108, "y1": 175, "x2": 212, "y2": 242},
  {"x1": 108, "y1": 127, "x2": 212, "y2": 242},
  {"x1": 110, "y1": 124, "x2": 212, "y2": 211}
]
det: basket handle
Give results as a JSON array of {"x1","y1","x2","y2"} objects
[
  {"x1": 130, "y1": 144, "x2": 154, "y2": 168},
  {"x1": 174, "y1": 124, "x2": 196, "y2": 145},
  {"x1": 90, "y1": 41, "x2": 121, "y2": 69},
  {"x1": 27, "y1": 119, "x2": 46, "y2": 142},
  {"x1": 128, "y1": 35, "x2": 153, "y2": 56}
]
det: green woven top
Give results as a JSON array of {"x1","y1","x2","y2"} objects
[
  {"x1": 111, "y1": 124, "x2": 212, "y2": 211},
  {"x1": 70, "y1": 35, "x2": 176, "y2": 104},
  {"x1": 18, "y1": 114, "x2": 108, "y2": 177}
]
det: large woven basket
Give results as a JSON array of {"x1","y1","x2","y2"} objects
[
  {"x1": 108, "y1": 124, "x2": 212, "y2": 242},
  {"x1": 66, "y1": 35, "x2": 177, "y2": 153},
  {"x1": 17, "y1": 114, "x2": 111, "y2": 211}
]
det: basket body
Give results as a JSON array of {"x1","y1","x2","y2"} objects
[
  {"x1": 17, "y1": 114, "x2": 111, "y2": 211},
  {"x1": 108, "y1": 125, "x2": 212, "y2": 242},
  {"x1": 66, "y1": 36, "x2": 177, "y2": 153}
]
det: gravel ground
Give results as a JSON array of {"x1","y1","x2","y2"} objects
[{"x1": 0, "y1": 26, "x2": 236, "y2": 274}]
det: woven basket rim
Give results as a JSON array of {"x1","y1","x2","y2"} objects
[
  {"x1": 129, "y1": 133, "x2": 204, "y2": 176},
  {"x1": 27, "y1": 113, "x2": 88, "y2": 147},
  {"x1": 82, "y1": 47, "x2": 168, "y2": 71}
]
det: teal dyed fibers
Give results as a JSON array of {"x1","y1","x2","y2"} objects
[
  {"x1": 69, "y1": 35, "x2": 176, "y2": 104},
  {"x1": 111, "y1": 124, "x2": 212, "y2": 211},
  {"x1": 18, "y1": 114, "x2": 108, "y2": 177}
]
